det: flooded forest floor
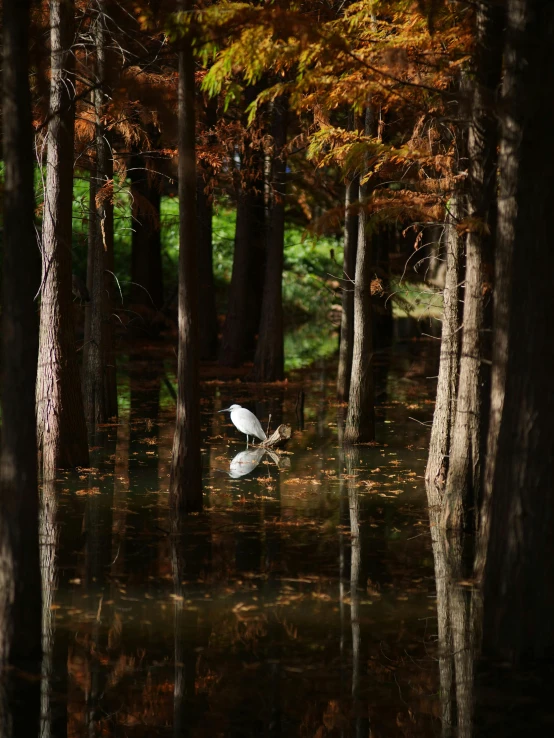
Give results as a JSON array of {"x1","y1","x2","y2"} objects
[{"x1": 41, "y1": 339, "x2": 444, "y2": 737}]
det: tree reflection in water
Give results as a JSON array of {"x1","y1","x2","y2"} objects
[
  {"x1": 171, "y1": 516, "x2": 212, "y2": 738},
  {"x1": 429, "y1": 507, "x2": 475, "y2": 738},
  {"x1": 346, "y1": 448, "x2": 371, "y2": 738}
]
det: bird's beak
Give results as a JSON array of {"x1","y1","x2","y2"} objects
[{"x1": 220, "y1": 407, "x2": 232, "y2": 413}]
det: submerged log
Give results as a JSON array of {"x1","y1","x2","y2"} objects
[{"x1": 261, "y1": 423, "x2": 291, "y2": 448}]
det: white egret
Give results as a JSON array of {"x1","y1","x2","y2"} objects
[{"x1": 220, "y1": 404, "x2": 267, "y2": 446}]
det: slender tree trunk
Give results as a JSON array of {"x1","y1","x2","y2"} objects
[
  {"x1": 219, "y1": 156, "x2": 266, "y2": 367},
  {"x1": 197, "y1": 96, "x2": 219, "y2": 360},
  {"x1": 84, "y1": 170, "x2": 96, "y2": 350},
  {"x1": 479, "y1": 0, "x2": 554, "y2": 664},
  {"x1": 344, "y1": 108, "x2": 376, "y2": 443},
  {"x1": 83, "y1": 2, "x2": 118, "y2": 425},
  {"x1": 372, "y1": 227, "x2": 393, "y2": 352},
  {"x1": 129, "y1": 154, "x2": 164, "y2": 311},
  {"x1": 197, "y1": 177, "x2": 218, "y2": 359},
  {"x1": 424, "y1": 198, "x2": 463, "y2": 511},
  {"x1": 169, "y1": 1, "x2": 203, "y2": 514},
  {"x1": 245, "y1": 174, "x2": 266, "y2": 355},
  {"x1": 441, "y1": 2, "x2": 503, "y2": 532},
  {"x1": 0, "y1": 1, "x2": 42, "y2": 733},
  {"x1": 337, "y1": 176, "x2": 359, "y2": 402},
  {"x1": 36, "y1": 0, "x2": 89, "y2": 475},
  {"x1": 219, "y1": 84, "x2": 266, "y2": 367},
  {"x1": 253, "y1": 96, "x2": 288, "y2": 382}
]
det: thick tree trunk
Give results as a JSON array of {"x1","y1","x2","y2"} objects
[
  {"x1": 424, "y1": 198, "x2": 463, "y2": 511},
  {"x1": 337, "y1": 176, "x2": 359, "y2": 402},
  {"x1": 129, "y1": 155, "x2": 164, "y2": 311},
  {"x1": 479, "y1": 0, "x2": 554, "y2": 664},
  {"x1": 441, "y1": 1, "x2": 503, "y2": 532},
  {"x1": 344, "y1": 108, "x2": 376, "y2": 443},
  {"x1": 169, "y1": 3, "x2": 203, "y2": 514},
  {"x1": 0, "y1": 0, "x2": 42, "y2": 733},
  {"x1": 36, "y1": 0, "x2": 89, "y2": 476},
  {"x1": 83, "y1": 2, "x2": 118, "y2": 425},
  {"x1": 253, "y1": 96, "x2": 288, "y2": 382}
]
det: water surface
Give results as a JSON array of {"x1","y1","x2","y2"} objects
[{"x1": 41, "y1": 344, "x2": 442, "y2": 737}]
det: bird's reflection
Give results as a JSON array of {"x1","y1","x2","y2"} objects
[
  {"x1": 227, "y1": 448, "x2": 291, "y2": 478},
  {"x1": 228, "y1": 447, "x2": 267, "y2": 478}
]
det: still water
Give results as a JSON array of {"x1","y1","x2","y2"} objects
[{"x1": 39, "y1": 344, "x2": 443, "y2": 737}]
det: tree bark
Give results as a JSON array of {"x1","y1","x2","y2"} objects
[
  {"x1": 344, "y1": 107, "x2": 376, "y2": 443},
  {"x1": 253, "y1": 96, "x2": 288, "y2": 382},
  {"x1": 337, "y1": 176, "x2": 359, "y2": 402},
  {"x1": 441, "y1": 1, "x2": 503, "y2": 532},
  {"x1": 83, "y1": 1, "x2": 118, "y2": 426},
  {"x1": 36, "y1": 0, "x2": 89, "y2": 476},
  {"x1": 169, "y1": 1, "x2": 203, "y2": 514},
  {"x1": 0, "y1": 0, "x2": 43, "y2": 732},
  {"x1": 424, "y1": 197, "x2": 463, "y2": 512},
  {"x1": 479, "y1": 0, "x2": 554, "y2": 664},
  {"x1": 129, "y1": 154, "x2": 164, "y2": 311}
]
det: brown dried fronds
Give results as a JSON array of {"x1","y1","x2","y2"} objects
[{"x1": 95, "y1": 180, "x2": 114, "y2": 209}]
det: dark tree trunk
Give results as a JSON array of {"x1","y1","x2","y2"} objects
[
  {"x1": 337, "y1": 176, "x2": 359, "y2": 402},
  {"x1": 442, "y1": 1, "x2": 503, "y2": 532},
  {"x1": 197, "y1": 178, "x2": 219, "y2": 360},
  {"x1": 344, "y1": 108, "x2": 376, "y2": 443},
  {"x1": 197, "y1": 97, "x2": 219, "y2": 360},
  {"x1": 219, "y1": 86, "x2": 266, "y2": 368},
  {"x1": 219, "y1": 163, "x2": 266, "y2": 367},
  {"x1": 479, "y1": 0, "x2": 554, "y2": 664},
  {"x1": 253, "y1": 96, "x2": 288, "y2": 382},
  {"x1": 0, "y1": 0, "x2": 42, "y2": 733},
  {"x1": 84, "y1": 171, "x2": 96, "y2": 352},
  {"x1": 424, "y1": 198, "x2": 463, "y2": 512},
  {"x1": 129, "y1": 154, "x2": 164, "y2": 311},
  {"x1": 169, "y1": 1, "x2": 203, "y2": 514},
  {"x1": 372, "y1": 227, "x2": 393, "y2": 352},
  {"x1": 36, "y1": 0, "x2": 89, "y2": 476},
  {"x1": 83, "y1": 1, "x2": 118, "y2": 425},
  {"x1": 244, "y1": 171, "x2": 266, "y2": 355}
]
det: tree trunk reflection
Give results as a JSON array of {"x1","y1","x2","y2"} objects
[
  {"x1": 429, "y1": 506, "x2": 475, "y2": 738},
  {"x1": 171, "y1": 517, "x2": 212, "y2": 737},
  {"x1": 346, "y1": 450, "x2": 370, "y2": 736}
]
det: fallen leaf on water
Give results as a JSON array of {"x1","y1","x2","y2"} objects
[{"x1": 75, "y1": 487, "x2": 100, "y2": 496}]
